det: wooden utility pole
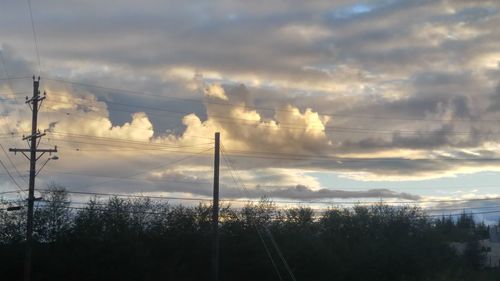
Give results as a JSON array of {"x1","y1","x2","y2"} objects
[
  {"x1": 212, "y1": 132, "x2": 220, "y2": 281},
  {"x1": 9, "y1": 76, "x2": 57, "y2": 281}
]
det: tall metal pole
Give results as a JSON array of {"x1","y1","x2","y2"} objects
[
  {"x1": 212, "y1": 132, "x2": 220, "y2": 281},
  {"x1": 10, "y1": 76, "x2": 57, "y2": 281},
  {"x1": 24, "y1": 76, "x2": 39, "y2": 281}
]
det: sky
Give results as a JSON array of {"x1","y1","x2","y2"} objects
[{"x1": 1, "y1": 0, "x2": 500, "y2": 221}]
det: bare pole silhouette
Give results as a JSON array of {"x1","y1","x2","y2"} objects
[
  {"x1": 212, "y1": 132, "x2": 220, "y2": 281},
  {"x1": 10, "y1": 76, "x2": 57, "y2": 281}
]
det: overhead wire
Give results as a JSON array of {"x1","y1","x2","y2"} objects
[
  {"x1": 0, "y1": 76, "x2": 33, "y2": 81},
  {"x1": 41, "y1": 141, "x2": 214, "y2": 152},
  {"x1": 0, "y1": 143, "x2": 28, "y2": 183},
  {"x1": 38, "y1": 189, "x2": 214, "y2": 203},
  {"x1": 264, "y1": 226, "x2": 298, "y2": 281},
  {"x1": 220, "y1": 142, "x2": 298, "y2": 281},
  {"x1": 47, "y1": 131, "x2": 214, "y2": 145},
  {"x1": 36, "y1": 167, "x2": 500, "y2": 192},
  {"x1": 0, "y1": 158, "x2": 26, "y2": 196},
  {"x1": 44, "y1": 77, "x2": 500, "y2": 123},
  {"x1": 5, "y1": 188, "x2": 500, "y2": 218},
  {"x1": 0, "y1": 189, "x2": 27, "y2": 195},
  {"x1": 5, "y1": 196, "x2": 500, "y2": 219},
  {"x1": 26, "y1": 0, "x2": 41, "y2": 76},
  {"x1": 25, "y1": 130, "x2": 500, "y2": 163},
  {"x1": 26, "y1": 189, "x2": 500, "y2": 212},
  {"x1": 221, "y1": 153, "x2": 286, "y2": 280},
  {"x1": 0, "y1": 50, "x2": 29, "y2": 187},
  {"x1": 20, "y1": 169, "x2": 445, "y2": 206},
  {"x1": 42, "y1": 170, "x2": 212, "y2": 185},
  {"x1": 72, "y1": 147, "x2": 213, "y2": 190},
  {"x1": 41, "y1": 139, "x2": 215, "y2": 157},
  {"x1": 40, "y1": 95, "x2": 500, "y2": 136},
  {"x1": 256, "y1": 225, "x2": 284, "y2": 281},
  {"x1": 0, "y1": 49, "x2": 15, "y2": 95}
]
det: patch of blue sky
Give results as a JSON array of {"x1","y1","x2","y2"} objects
[
  {"x1": 328, "y1": 0, "x2": 412, "y2": 22},
  {"x1": 331, "y1": 3, "x2": 374, "y2": 19}
]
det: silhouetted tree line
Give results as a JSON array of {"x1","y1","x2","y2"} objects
[{"x1": 1, "y1": 186, "x2": 499, "y2": 281}]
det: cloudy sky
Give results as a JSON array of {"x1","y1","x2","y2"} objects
[{"x1": 1, "y1": 0, "x2": 500, "y2": 219}]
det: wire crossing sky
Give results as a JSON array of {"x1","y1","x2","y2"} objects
[{"x1": 1, "y1": 0, "x2": 500, "y2": 222}]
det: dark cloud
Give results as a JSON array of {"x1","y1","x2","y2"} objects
[
  {"x1": 139, "y1": 170, "x2": 422, "y2": 200},
  {"x1": 266, "y1": 184, "x2": 420, "y2": 200},
  {"x1": 487, "y1": 84, "x2": 500, "y2": 112}
]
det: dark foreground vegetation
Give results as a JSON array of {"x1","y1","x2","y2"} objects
[{"x1": 1, "y1": 187, "x2": 500, "y2": 281}]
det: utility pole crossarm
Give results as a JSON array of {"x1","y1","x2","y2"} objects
[
  {"x1": 22, "y1": 132, "x2": 46, "y2": 141},
  {"x1": 9, "y1": 148, "x2": 57, "y2": 153},
  {"x1": 9, "y1": 147, "x2": 56, "y2": 161},
  {"x1": 25, "y1": 95, "x2": 45, "y2": 104}
]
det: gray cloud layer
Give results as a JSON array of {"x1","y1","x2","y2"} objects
[{"x1": 1, "y1": 0, "x2": 500, "y2": 200}]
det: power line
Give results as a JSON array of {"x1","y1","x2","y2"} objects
[
  {"x1": 23, "y1": 177, "x2": 500, "y2": 205},
  {"x1": 41, "y1": 96, "x2": 500, "y2": 136},
  {"x1": 0, "y1": 49, "x2": 14, "y2": 93},
  {"x1": 32, "y1": 189, "x2": 500, "y2": 211},
  {"x1": 0, "y1": 143, "x2": 28, "y2": 183},
  {"x1": 5, "y1": 194, "x2": 500, "y2": 218},
  {"x1": 44, "y1": 96, "x2": 335, "y2": 132},
  {"x1": 38, "y1": 189, "x2": 214, "y2": 202},
  {"x1": 264, "y1": 227, "x2": 298, "y2": 281},
  {"x1": 30, "y1": 168, "x2": 500, "y2": 192},
  {"x1": 0, "y1": 52, "x2": 29, "y2": 188},
  {"x1": 220, "y1": 146, "x2": 500, "y2": 205},
  {"x1": 37, "y1": 131, "x2": 500, "y2": 163},
  {"x1": 36, "y1": 139, "x2": 500, "y2": 165},
  {"x1": 427, "y1": 209, "x2": 500, "y2": 218},
  {"x1": 26, "y1": 0, "x2": 41, "y2": 76},
  {"x1": 213, "y1": 149, "x2": 500, "y2": 163},
  {"x1": 220, "y1": 147, "x2": 488, "y2": 161},
  {"x1": 0, "y1": 189, "x2": 27, "y2": 195},
  {"x1": 20, "y1": 178, "x2": 499, "y2": 205},
  {"x1": 425, "y1": 204, "x2": 500, "y2": 213},
  {"x1": 42, "y1": 142, "x2": 213, "y2": 152},
  {"x1": 41, "y1": 139, "x2": 215, "y2": 157},
  {"x1": 43, "y1": 170, "x2": 213, "y2": 185},
  {"x1": 47, "y1": 131, "x2": 214, "y2": 145},
  {"x1": 219, "y1": 141, "x2": 287, "y2": 280},
  {"x1": 44, "y1": 77, "x2": 500, "y2": 124},
  {"x1": 220, "y1": 143, "x2": 298, "y2": 281},
  {"x1": 0, "y1": 91, "x2": 34, "y2": 97},
  {"x1": 0, "y1": 76, "x2": 33, "y2": 81},
  {"x1": 0, "y1": 158, "x2": 26, "y2": 195},
  {"x1": 73, "y1": 147, "x2": 213, "y2": 190},
  {"x1": 256, "y1": 225, "x2": 284, "y2": 281},
  {"x1": 44, "y1": 138, "x2": 212, "y2": 151}
]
